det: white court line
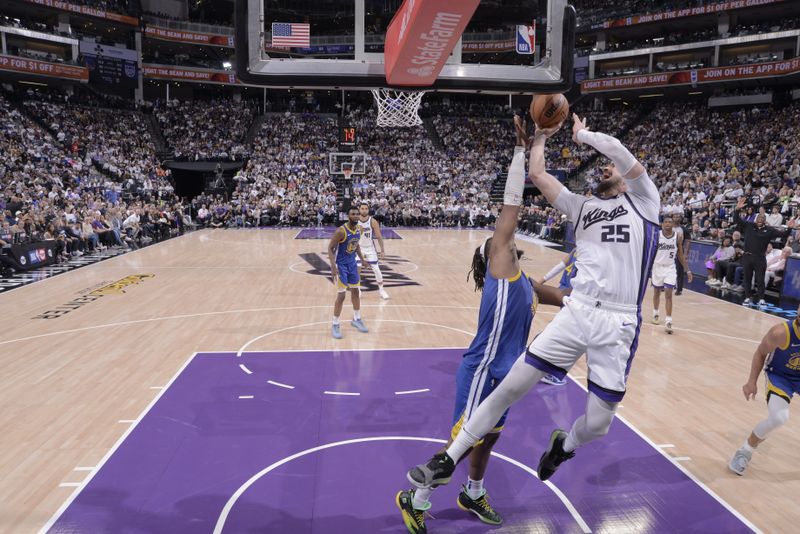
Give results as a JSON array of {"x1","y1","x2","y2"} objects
[
  {"x1": 117, "y1": 420, "x2": 135, "y2": 424},
  {"x1": 73, "y1": 467, "x2": 94, "y2": 471},
  {"x1": 238, "y1": 395, "x2": 254, "y2": 400},
  {"x1": 657, "y1": 444, "x2": 675, "y2": 448},
  {"x1": 673, "y1": 457, "x2": 692, "y2": 462},
  {"x1": 149, "y1": 386, "x2": 164, "y2": 390},
  {"x1": 236, "y1": 320, "x2": 474, "y2": 357},
  {"x1": 39, "y1": 352, "x2": 197, "y2": 534},
  {"x1": 394, "y1": 388, "x2": 430, "y2": 395},
  {"x1": 566, "y1": 376, "x2": 761, "y2": 533},
  {"x1": 238, "y1": 364, "x2": 253, "y2": 375},
  {"x1": 211, "y1": 436, "x2": 591, "y2": 534},
  {"x1": 267, "y1": 380, "x2": 295, "y2": 389},
  {"x1": 0, "y1": 304, "x2": 481, "y2": 347},
  {"x1": 58, "y1": 483, "x2": 81, "y2": 488},
  {"x1": 323, "y1": 391, "x2": 360, "y2": 396}
]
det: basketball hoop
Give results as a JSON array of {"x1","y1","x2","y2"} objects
[
  {"x1": 342, "y1": 162, "x2": 354, "y2": 181},
  {"x1": 370, "y1": 89, "x2": 425, "y2": 128}
]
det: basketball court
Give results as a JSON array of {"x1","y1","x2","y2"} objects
[{"x1": 0, "y1": 228, "x2": 796, "y2": 532}]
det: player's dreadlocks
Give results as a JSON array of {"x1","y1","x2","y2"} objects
[
  {"x1": 468, "y1": 239, "x2": 490, "y2": 292},
  {"x1": 468, "y1": 237, "x2": 525, "y2": 292}
]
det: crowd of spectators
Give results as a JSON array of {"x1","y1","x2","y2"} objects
[
  {"x1": 0, "y1": 91, "x2": 185, "y2": 273},
  {"x1": 155, "y1": 99, "x2": 255, "y2": 161}
]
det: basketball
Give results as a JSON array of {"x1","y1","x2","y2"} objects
[{"x1": 530, "y1": 93, "x2": 569, "y2": 129}]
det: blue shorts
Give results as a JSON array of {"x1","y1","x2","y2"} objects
[
  {"x1": 451, "y1": 358, "x2": 509, "y2": 441},
  {"x1": 336, "y1": 261, "x2": 360, "y2": 291},
  {"x1": 765, "y1": 371, "x2": 800, "y2": 403}
]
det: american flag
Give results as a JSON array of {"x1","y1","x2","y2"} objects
[{"x1": 271, "y1": 22, "x2": 310, "y2": 48}]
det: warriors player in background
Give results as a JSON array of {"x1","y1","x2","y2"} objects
[
  {"x1": 396, "y1": 117, "x2": 536, "y2": 534},
  {"x1": 729, "y1": 305, "x2": 800, "y2": 475},
  {"x1": 357, "y1": 202, "x2": 390, "y2": 300},
  {"x1": 328, "y1": 206, "x2": 369, "y2": 339},
  {"x1": 651, "y1": 216, "x2": 692, "y2": 333},
  {"x1": 407, "y1": 111, "x2": 660, "y2": 490}
]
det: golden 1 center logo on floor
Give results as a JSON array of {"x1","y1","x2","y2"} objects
[{"x1": 34, "y1": 274, "x2": 155, "y2": 319}]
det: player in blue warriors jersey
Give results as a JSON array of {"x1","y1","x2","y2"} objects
[
  {"x1": 396, "y1": 118, "x2": 536, "y2": 533},
  {"x1": 730, "y1": 305, "x2": 800, "y2": 475},
  {"x1": 327, "y1": 206, "x2": 368, "y2": 339}
]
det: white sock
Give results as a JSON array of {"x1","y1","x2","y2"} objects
[
  {"x1": 354, "y1": 310, "x2": 361, "y2": 321},
  {"x1": 466, "y1": 477, "x2": 485, "y2": 499},
  {"x1": 412, "y1": 487, "x2": 433, "y2": 510},
  {"x1": 666, "y1": 316, "x2": 672, "y2": 323},
  {"x1": 332, "y1": 316, "x2": 340, "y2": 325},
  {"x1": 742, "y1": 440, "x2": 754, "y2": 452}
]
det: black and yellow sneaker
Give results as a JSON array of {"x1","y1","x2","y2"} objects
[
  {"x1": 407, "y1": 452, "x2": 455, "y2": 488},
  {"x1": 537, "y1": 429, "x2": 575, "y2": 481},
  {"x1": 396, "y1": 489, "x2": 429, "y2": 534},
  {"x1": 457, "y1": 485, "x2": 503, "y2": 525}
]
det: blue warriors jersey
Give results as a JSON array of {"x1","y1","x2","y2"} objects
[
  {"x1": 462, "y1": 263, "x2": 535, "y2": 378},
  {"x1": 559, "y1": 249, "x2": 578, "y2": 290},
  {"x1": 766, "y1": 319, "x2": 800, "y2": 380},
  {"x1": 336, "y1": 224, "x2": 361, "y2": 266}
]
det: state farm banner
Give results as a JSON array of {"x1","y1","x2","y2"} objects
[
  {"x1": 384, "y1": 0, "x2": 481, "y2": 86},
  {"x1": 22, "y1": 0, "x2": 138, "y2": 26},
  {"x1": 144, "y1": 26, "x2": 234, "y2": 48},
  {"x1": 591, "y1": 0, "x2": 783, "y2": 29},
  {"x1": 581, "y1": 58, "x2": 800, "y2": 93},
  {"x1": 0, "y1": 55, "x2": 88, "y2": 81},
  {"x1": 462, "y1": 40, "x2": 516, "y2": 53},
  {"x1": 142, "y1": 65, "x2": 239, "y2": 84}
]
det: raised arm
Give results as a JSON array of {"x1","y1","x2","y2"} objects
[
  {"x1": 491, "y1": 116, "x2": 528, "y2": 249},
  {"x1": 743, "y1": 323, "x2": 787, "y2": 401}
]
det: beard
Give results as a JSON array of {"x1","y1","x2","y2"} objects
[{"x1": 596, "y1": 176, "x2": 622, "y2": 197}]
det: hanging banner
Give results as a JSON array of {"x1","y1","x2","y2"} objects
[
  {"x1": 590, "y1": 0, "x2": 783, "y2": 29},
  {"x1": 581, "y1": 58, "x2": 800, "y2": 93},
  {"x1": 142, "y1": 65, "x2": 239, "y2": 84},
  {"x1": 22, "y1": 0, "x2": 138, "y2": 25},
  {"x1": 144, "y1": 26, "x2": 234, "y2": 48},
  {"x1": 0, "y1": 55, "x2": 88, "y2": 81},
  {"x1": 384, "y1": 0, "x2": 481, "y2": 86}
]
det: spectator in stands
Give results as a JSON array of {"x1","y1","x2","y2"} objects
[
  {"x1": 766, "y1": 205, "x2": 783, "y2": 227},
  {"x1": 765, "y1": 247, "x2": 791, "y2": 288}
]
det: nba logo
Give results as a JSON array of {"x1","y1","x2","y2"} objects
[
  {"x1": 516, "y1": 25, "x2": 534, "y2": 55},
  {"x1": 690, "y1": 70, "x2": 698, "y2": 83}
]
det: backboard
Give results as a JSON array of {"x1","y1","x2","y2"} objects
[{"x1": 235, "y1": 0, "x2": 576, "y2": 94}]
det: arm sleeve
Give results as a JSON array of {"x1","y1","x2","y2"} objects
[
  {"x1": 542, "y1": 261, "x2": 566, "y2": 282},
  {"x1": 503, "y1": 147, "x2": 526, "y2": 206},
  {"x1": 576, "y1": 129, "x2": 637, "y2": 175},
  {"x1": 553, "y1": 188, "x2": 587, "y2": 224}
]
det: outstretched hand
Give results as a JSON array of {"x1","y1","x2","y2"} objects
[
  {"x1": 736, "y1": 195, "x2": 746, "y2": 210},
  {"x1": 572, "y1": 113, "x2": 588, "y2": 144},
  {"x1": 534, "y1": 124, "x2": 562, "y2": 140}
]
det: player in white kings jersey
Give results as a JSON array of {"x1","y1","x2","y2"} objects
[
  {"x1": 357, "y1": 203, "x2": 390, "y2": 300},
  {"x1": 651, "y1": 216, "x2": 691, "y2": 334},
  {"x1": 408, "y1": 111, "x2": 662, "y2": 490}
]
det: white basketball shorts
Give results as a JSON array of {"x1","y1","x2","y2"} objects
[
  {"x1": 525, "y1": 292, "x2": 640, "y2": 403},
  {"x1": 651, "y1": 263, "x2": 677, "y2": 289}
]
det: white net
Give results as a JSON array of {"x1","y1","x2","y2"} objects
[{"x1": 370, "y1": 89, "x2": 425, "y2": 128}]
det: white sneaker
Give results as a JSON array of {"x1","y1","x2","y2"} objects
[
  {"x1": 728, "y1": 446, "x2": 752, "y2": 476},
  {"x1": 665, "y1": 320, "x2": 673, "y2": 334},
  {"x1": 758, "y1": 299, "x2": 767, "y2": 307},
  {"x1": 742, "y1": 298, "x2": 752, "y2": 306},
  {"x1": 652, "y1": 314, "x2": 659, "y2": 325},
  {"x1": 708, "y1": 279, "x2": 722, "y2": 287},
  {"x1": 705, "y1": 278, "x2": 715, "y2": 286},
  {"x1": 731, "y1": 285, "x2": 744, "y2": 292},
  {"x1": 379, "y1": 288, "x2": 390, "y2": 300},
  {"x1": 720, "y1": 280, "x2": 731, "y2": 289}
]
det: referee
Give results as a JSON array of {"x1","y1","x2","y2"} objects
[{"x1": 734, "y1": 196, "x2": 796, "y2": 306}]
